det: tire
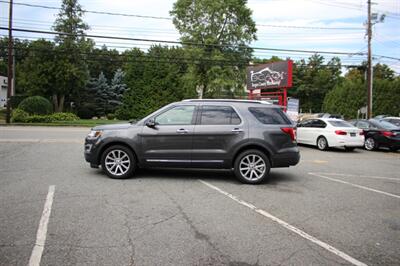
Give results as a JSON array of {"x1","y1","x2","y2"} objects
[
  {"x1": 364, "y1": 137, "x2": 377, "y2": 151},
  {"x1": 389, "y1": 147, "x2": 399, "y2": 152},
  {"x1": 317, "y1": 136, "x2": 329, "y2": 151},
  {"x1": 345, "y1": 147, "x2": 355, "y2": 151},
  {"x1": 101, "y1": 145, "x2": 136, "y2": 179},
  {"x1": 234, "y1": 149, "x2": 271, "y2": 184}
]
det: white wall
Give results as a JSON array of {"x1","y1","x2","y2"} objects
[{"x1": 0, "y1": 76, "x2": 8, "y2": 108}]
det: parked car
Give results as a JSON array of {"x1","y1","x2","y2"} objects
[
  {"x1": 84, "y1": 99, "x2": 300, "y2": 184},
  {"x1": 381, "y1": 117, "x2": 400, "y2": 127},
  {"x1": 296, "y1": 118, "x2": 364, "y2": 151},
  {"x1": 349, "y1": 119, "x2": 400, "y2": 151}
]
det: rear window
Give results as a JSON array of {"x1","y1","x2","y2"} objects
[
  {"x1": 328, "y1": 120, "x2": 353, "y2": 127},
  {"x1": 249, "y1": 107, "x2": 291, "y2": 125},
  {"x1": 374, "y1": 120, "x2": 399, "y2": 130}
]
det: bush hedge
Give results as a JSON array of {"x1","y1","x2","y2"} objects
[
  {"x1": 18, "y1": 96, "x2": 52, "y2": 115},
  {"x1": 11, "y1": 108, "x2": 29, "y2": 122},
  {"x1": 11, "y1": 109, "x2": 79, "y2": 123}
]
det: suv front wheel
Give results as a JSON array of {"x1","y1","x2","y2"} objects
[
  {"x1": 101, "y1": 145, "x2": 136, "y2": 179},
  {"x1": 234, "y1": 149, "x2": 271, "y2": 184}
]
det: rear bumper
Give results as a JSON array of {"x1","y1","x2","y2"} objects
[
  {"x1": 271, "y1": 151, "x2": 300, "y2": 168},
  {"x1": 329, "y1": 136, "x2": 364, "y2": 147}
]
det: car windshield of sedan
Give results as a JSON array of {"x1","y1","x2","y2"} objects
[{"x1": 327, "y1": 120, "x2": 353, "y2": 127}]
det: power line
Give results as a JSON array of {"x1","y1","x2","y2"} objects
[
  {"x1": 0, "y1": 1, "x2": 365, "y2": 30},
  {"x1": 0, "y1": 26, "x2": 371, "y2": 56},
  {"x1": 3, "y1": 34, "x2": 368, "y2": 64},
  {"x1": 0, "y1": 0, "x2": 172, "y2": 20}
]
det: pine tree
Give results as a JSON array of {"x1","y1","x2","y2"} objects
[{"x1": 108, "y1": 69, "x2": 128, "y2": 113}]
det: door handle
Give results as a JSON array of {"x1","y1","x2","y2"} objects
[
  {"x1": 232, "y1": 128, "x2": 243, "y2": 133},
  {"x1": 176, "y1": 128, "x2": 189, "y2": 134}
]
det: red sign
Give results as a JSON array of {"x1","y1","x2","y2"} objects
[{"x1": 246, "y1": 60, "x2": 293, "y2": 90}]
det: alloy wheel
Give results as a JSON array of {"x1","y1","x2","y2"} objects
[
  {"x1": 239, "y1": 154, "x2": 266, "y2": 181},
  {"x1": 104, "y1": 149, "x2": 131, "y2": 176}
]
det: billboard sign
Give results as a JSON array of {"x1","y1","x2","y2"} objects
[
  {"x1": 246, "y1": 60, "x2": 293, "y2": 90},
  {"x1": 286, "y1": 98, "x2": 299, "y2": 122}
]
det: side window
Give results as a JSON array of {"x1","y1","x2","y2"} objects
[
  {"x1": 249, "y1": 107, "x2": 291, "y2": 125},
  {"x1": 199, "y1": 105, "x2": 241, "y2": 125},
  {"x1": 301, "y1": 120, "x2": 313, "y2": 127},
  {"x1": 357, "y1": 121, "x2": 370, "y2": 129},
  {"x1": 312, "y1": 120, "x2": 327, "y2": 128},
  {"x1": 155, "y1": 105, "x2": 195, "y2": 125}
]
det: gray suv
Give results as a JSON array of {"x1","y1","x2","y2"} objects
[{"x1": 84, "y1": 99, "x2": 300, "y2": 184}]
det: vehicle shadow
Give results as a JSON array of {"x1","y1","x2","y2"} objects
[{"x1": 117, "y1": 167, "x2": 301, "y2": 186}]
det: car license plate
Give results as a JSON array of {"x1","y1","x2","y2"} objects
[{"x1": 350, "y1": 133, "x2": 356, "y2": 137}]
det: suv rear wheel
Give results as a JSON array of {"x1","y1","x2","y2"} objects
[
  {"x1": 234, "y1": 149, "x2": 270, "y2": 184},
  {"x1": 101, "y1": 145, "x2": 136, "y2": 179}
]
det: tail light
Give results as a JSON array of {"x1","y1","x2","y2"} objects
[
  {"x1": 281, "y1": 127, "x2": 296, "y2": 141},
  {"x1": 380, "y1": 131, "x2": 394, "y2": 137},
  {"x1": 359, "y1": 131, "x2": 364, "y2": 135},
  {"x1": 335, "y1": 130, "x2": 347, "y2": 135}
]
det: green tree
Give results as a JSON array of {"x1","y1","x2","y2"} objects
[
  {"x1": 291, "y1": 55, "x2": 342, "y2": 113},
  {"x1": 17, "y1": 39, "x2": 57, "y2": 97},
  {"x1": 52, "y1": 0, "x2": 91, "y2": 112},
  {"x1": 170, "y1": 0, "x2": 257, "y2": 98},
  {"x1": 323, "y1": 64, "x2": 400, "y2": 118},
  {"x1": 88, "y1": 72, "x2": 110, "y2": 116},
  {"x1": 322, "y1": 77, "x2": 366, "y2": 118},
  {"x1": 108, "y1": 69, "x2": 128, "y2": 113},
  {"x1": 117, "y1": 46, "x2": 195, "y2": 120},
  {"x1": 87, "y1": 45, "x2": 123, "y2": 80}
]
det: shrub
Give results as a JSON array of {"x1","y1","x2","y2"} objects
[
  {"x1": 106, "y1": 113, "x2": 116, "y2": 120},
  {"x1": 10, "y1": 95, "x2": 28, "y2": 109},
  {"x1": 24, "y1": 115, "x2": 53, "y2": 123},
  {"x1": 18, "y1": 96, "x2": 52, "y2": 115},
  {"x1": 50, "y1": 112, "x2": 79, "y2": 121},
  {"x1": 12, "y1": 112, "x2": 79, "y2": 123},
  {"x1": 11, "y1": 108, "x2": 29, "y2": 122},
  {"x1": 77, "y1": 103, "x2": 96, "y2": 119}
]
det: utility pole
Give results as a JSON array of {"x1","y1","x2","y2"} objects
[
  {"x1": 366, "y1": 0, "x2": 373, "y2": 119},
  {"x1": 6, "y1": 0, "x2": 13, "y2": 123}
]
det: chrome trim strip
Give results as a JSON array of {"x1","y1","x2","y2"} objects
[
  {"x1": 146, "y1": 159, "x2": 223, "y2": 163},
  {"x1": 146, "y1": 159, "x2": 191, "y2": 163}
]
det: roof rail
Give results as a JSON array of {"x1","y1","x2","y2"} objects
[{"x1": 182, "y1": 99, "x2": 271, "y2": 104}]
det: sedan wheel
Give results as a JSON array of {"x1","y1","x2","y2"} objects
[
  {"x1": 317, "y1": 136, "x2": 329, "y2": 151},
  {"x1": 101, "y1": 145, "x2": 136, "y2": 179},
  {"x1": 364, "y1": 137, "x2": 376, "y2": 151},
  {"x1": 234, "y1": 150, "x2": 270, "y2": 184}
]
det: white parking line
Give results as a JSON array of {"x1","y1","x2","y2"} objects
[
  {"x1": 28, "y1": 185, "x2": 55, "y2": 266},
  {"x1": 199, "y1": 180, "x2": 367, "y2": 266},
  {"x1": 0, "y1": 139, "x2": 82, "y2": 144},
  {"x1": 309, "y1": 173, "x2": 400, "y2": 199},
  {"x1": 314, "y1": 172, "x2": 400, "y2": 182}
]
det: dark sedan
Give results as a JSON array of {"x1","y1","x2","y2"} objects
[{"x1": 349, "y1": 119, "x2": 400, "y2": 151}]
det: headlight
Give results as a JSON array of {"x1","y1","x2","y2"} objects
[{"x1": 87, "y1": 130, "x2": 102, "y2": 139}]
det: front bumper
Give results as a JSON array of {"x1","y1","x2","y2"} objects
[{"x1": 84, "y1": 138, "x2": 101, "y2": 167}]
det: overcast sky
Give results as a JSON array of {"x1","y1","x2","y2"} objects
[{"x1": 1, "y1": 0, "x2": 399, "y2": 72}]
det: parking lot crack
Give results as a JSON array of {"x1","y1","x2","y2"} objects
[
  {"x1": 103, "y1": 197, "x2": 136, "y2": 266},
  {"x1": 156, "y1": 185, "x2": 232, "y2": 263}
]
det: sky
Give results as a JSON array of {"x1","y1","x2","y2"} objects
[{"x1": 1, "y1": 0, "x2": 399, "y2": 73}]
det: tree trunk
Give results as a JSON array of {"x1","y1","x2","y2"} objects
[
  {"x1": 52, "y1": 94, "x2": 65, "y2": 112},
  {"x1": 52, "y1": 94, "x2": 58, "y2": 112}
]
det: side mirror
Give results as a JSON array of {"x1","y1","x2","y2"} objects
[{"x1": 146, "y1": 119, "x2": 157, "y2": 128}]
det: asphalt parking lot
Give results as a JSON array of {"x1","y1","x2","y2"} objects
[{"x1": 1, "y1": 126, "x2": 399, "y2": 266}]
